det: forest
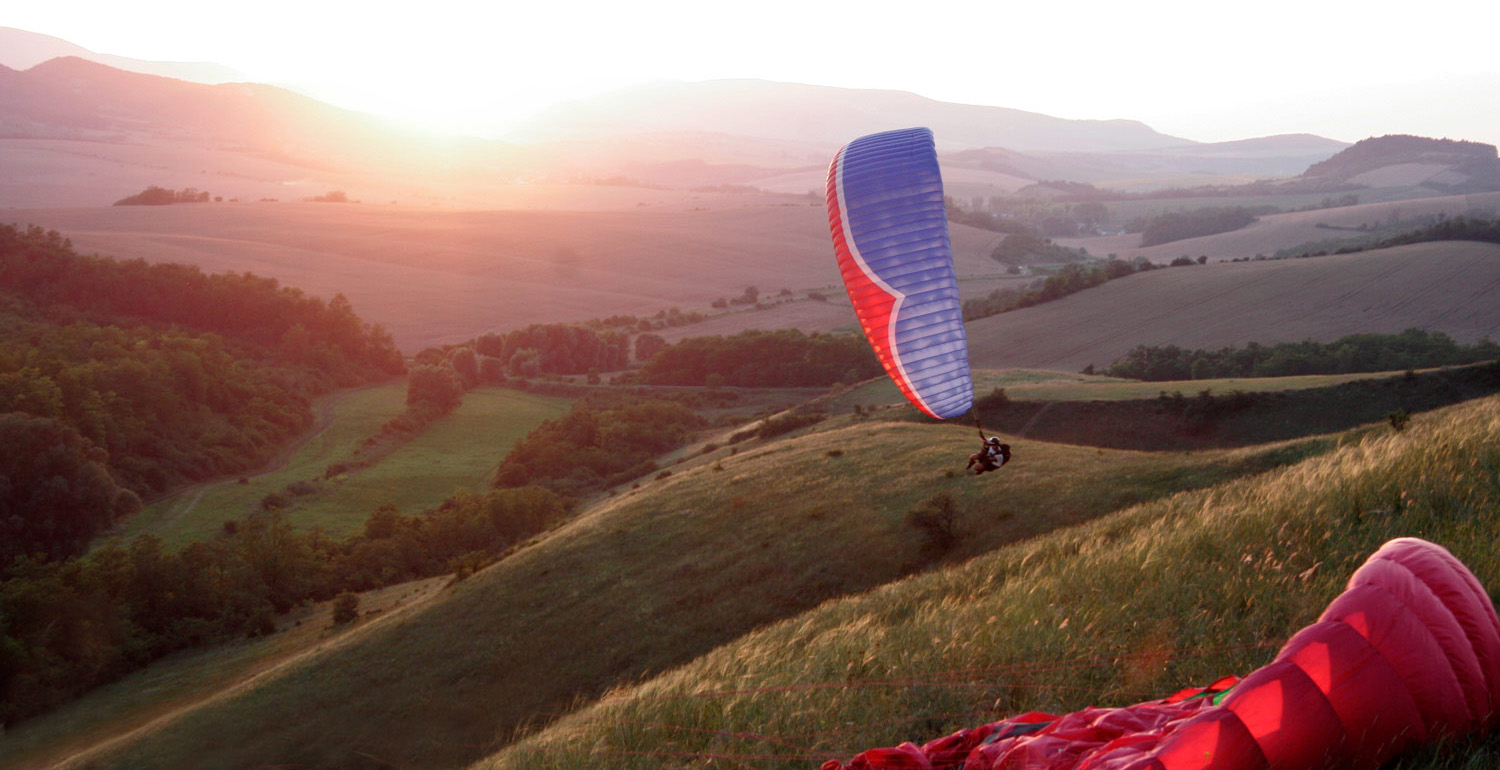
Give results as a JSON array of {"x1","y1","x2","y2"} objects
[
  {"x1": 0, "y1": 223, "x2": 404, "y2": 563},
  {"x1": 492, "y1": 395, "x2": 705, "y2": 495}
]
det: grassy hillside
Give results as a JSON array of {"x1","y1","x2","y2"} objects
[
  {"x1": 475, "y1": 394, "x2": 1500, "y2": 770},
  {"x1": 965, "y1": 241, "x2": 1500, "y2": 373},
  {"x1": 116, "y1": 384, "x2": 572, "y2": 547},
  {"x1": 75, "y1": 412, "x2": 1337, "y2": 769}
]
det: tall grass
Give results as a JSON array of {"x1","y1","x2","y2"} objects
[{"x1": 477, "y1": 396, "x2": 1500, "y2": 770}]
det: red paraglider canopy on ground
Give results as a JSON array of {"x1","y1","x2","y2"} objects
[{"x1": 820, "y1": 538, "x2": 1500, "y2": 770}]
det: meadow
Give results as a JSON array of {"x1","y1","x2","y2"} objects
[{"x1": 113, "y1": 383, "x2": 572, "y2": 548}]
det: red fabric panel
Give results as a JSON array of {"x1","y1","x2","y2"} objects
[
  {"x1": 838, "y1": 742, "x2": 932, "y2": 770},
  {"x1": 1373, "y1": 538, "x2": 1500, "y2": 729},
  {"x1": 1149, "y1": 709, "x2": 1267, "y2": 770},
  {"x1": 1278, "y1": 620, "x2": 1425, "y2": 769},
  {"x1": 1350, "y1": 557, "x2": 1485, "y2": 728},
  {"x1": 1321, "y1": 583, "x2": 1472, "y2": 737},
  {"x1": 1219, "y1": 659, "x2": 1348, "y2": 769}
]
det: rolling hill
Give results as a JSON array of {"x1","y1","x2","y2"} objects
[
  {"x1": 966, "y1": 240, "x2": 1500, "y2": 373},
  {"x1": 1057, "y1": 191, "x2": 1500, "y2": 262}
]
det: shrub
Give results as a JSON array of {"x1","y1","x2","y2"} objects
[
  {"x1": 756, "y1": 412, "x2": 825, "y2": 440},
  {"x1": 331, "y1": 592, "x2": 360, "y2": 626},
  {"x1": 906, "y1": 492, "x2": 961, "y2": 558}
]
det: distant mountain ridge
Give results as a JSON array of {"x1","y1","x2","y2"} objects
[
  {"x1": 0, "y1": 56, "x2": 510, "y2": 175},
  {"x1": 0, "y1": 26, "x2": 245, "y2": 84},
  {"x1": 503, "y1": 78, "x2": 1192, "y2": 154}
]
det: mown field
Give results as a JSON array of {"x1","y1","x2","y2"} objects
[
  {"x1": 965, "y1": 240, "x2": 1500, "y2": 373},
  {"x1": 114, "y1": 384, "x2": 572, "y2": 548},
  {"x1": 4, "y1": 201, "x2": 1006, "y2": 352},
  {"x1": 68, "y1": 381, "x2": 1373, "y2": 770},
  {"x1": 477, "y1": 393, "x2": 1500, "y2": 770},
  {"x1": 1058, "y1": 191, "x2": 1500, "y2": 262}
]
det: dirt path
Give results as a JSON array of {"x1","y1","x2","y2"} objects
[
  {"x1": 139, "y1": 384, "x2": 375, "y2": 534},
  {"x1": 39, "y1": 577, "x2": 446, "y2": 770}
]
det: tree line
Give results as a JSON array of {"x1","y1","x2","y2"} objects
[
  {"x1": 632, "y1": 329, "x2": 882, "y2": 388},
  {"x1": 963, "y1": 258, "x2": 1184, "y2": 321},
  {"x1": 113, "y1": 186, "x2": 212, "y2": 206},
  {"x1": 1106, "y1": 329, "x2": 1500, "y2": 381},
  {"x1": 492, "y1": 395, "x2": 705, "y2": 496},
  {"x1": 0, "y1": 485, "x2": 568, "y2": 726},
  {"x1": 1131, "y1": 206, "x2": 1271, "y2": 247}
]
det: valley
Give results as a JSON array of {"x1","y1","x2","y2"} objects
[{"x1": 5, "y1": 34, "x2": 1500, "y2": 770}]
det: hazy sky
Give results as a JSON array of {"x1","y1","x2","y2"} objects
[{"x1": 6, "y1": 0, "x2": 1500, "y2": 146}]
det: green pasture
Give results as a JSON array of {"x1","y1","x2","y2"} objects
[{"x1": 117, "y1": 385, "x2": 572, "y2": 548}]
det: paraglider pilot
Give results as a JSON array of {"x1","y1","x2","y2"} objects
[{"x1": 967, "y1": 434, "x2": 1011, "y2": 475}]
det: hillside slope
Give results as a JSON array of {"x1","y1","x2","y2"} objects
[
  {"x1": 82, "y1": 417, "x2": 1333, "y2": 769},
  {"x1": 966, "y1": 240, "x2": 1500, "y2": 373},
  {"x1": 476, "y1": 394, "x2": 1500, "y2": 770}
]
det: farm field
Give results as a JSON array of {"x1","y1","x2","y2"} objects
[
  {"x1": 116, "y1": 384, "x2": 572, "y2": 548},
  {"x1": 965, "y1": 240, "x2": 1500, "y2": 373},
  {"x1": 4, "y1": 200, "x2": 1007, "y2": 352},
  {"x1": 1058, "y1": 190, "x2": 1500, "y2": 262}
]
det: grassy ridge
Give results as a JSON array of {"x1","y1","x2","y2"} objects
[
  {"x1": 85, "y1": 415, "x2": 1335, "y2": 769},
  {"x1": 476, "y1": 396, "x2": 1500, "y2": 770}
]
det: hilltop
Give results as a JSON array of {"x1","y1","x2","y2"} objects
[{"x1": 1302, "y1": 134, "x2": 1500, "y2": 192}]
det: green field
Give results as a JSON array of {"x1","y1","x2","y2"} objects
[{"x1": 114, "y1": 384, "x2": 572, "y2": 547}]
